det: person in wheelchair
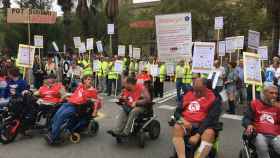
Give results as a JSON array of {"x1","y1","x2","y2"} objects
[
  {"x1": 242, "y1": 85, "x2": 280, "y2": 158},
  {"x1": 34, "y1": 73, "x2": 66, "y2": 106},
  {"x1": 107, "y1": 76, "x2": 152, "y2": 137},
  {"x1": 172, "y1": 78, "x2": 222, "y2": 158},
  {"x1": 5, "y1": 67, "x2": 29, "y2": 99},
  {"x1": 45, "y1": 75, "x2": 102, "y2": 144}
]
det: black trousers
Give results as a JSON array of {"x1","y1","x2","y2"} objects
[
  {"x1": 107, "y1": 79, "x2": 116, "y2": 96},
  {"x1": 154, "y1": 77, "x2": 164, "y2": 98}
]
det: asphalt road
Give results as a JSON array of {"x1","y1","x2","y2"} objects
[{"x1": 0, "y1": 82, "x2": 244, "y2": 158}]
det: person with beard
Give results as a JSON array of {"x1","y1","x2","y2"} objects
[{"x1": 242, "y1": 85, "x2": 280, "y2": 158}]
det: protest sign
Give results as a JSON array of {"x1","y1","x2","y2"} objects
[
  {"x1": 7, "y1": 8, "x2": 56, "y2": 24},
  {"x1": 107, "y1": 24, "x2": 115, "y2": 35},
  {"x1": 114, "y1": 60, "x2": 123, "y2": 74},
  {"x1": 86, "y1": 38, "x2": 94, "y2": 50},
  {"x1": 79, "y1": 42, "x2": 86, "y2": 54},
  {"x1": 243, "y1": 52, "x2": 262, "y2": 85},
  {"x1": 17, "y1": 44, "x2": 36, "y2": 68},
  {"x1": 192, "y1": 42, "x2": 215, "y2": 74},
  {"x1": 118, "y1": 45, "x2": 126, "y2": 57},
  {"x1": 218, "y1": 41, "x2": 225, "y2": 57},
  {"x1": 155, "y1": 13, "x2": 192, "y2": 62},
  {"x1": 92, "y1": 60, "x2": 100, "y2": 72},
  {"x1": 214, "y1": 16, "x2": 223, "y2": 30},
  {"x1": 258, "y1": 46, "x2": 268, "y2": 60},
  {"x1": 248, "y1": 30, "x2": 260, "y2": 50},
  {"x1": 34, "y1": 35, "x2": 43, "y2": 48},
  {"x1": 133, "y1": 48, "x2": 141, "y2": 59},
  {"x1": 73, "y1": 37, "x2": 81, "y2": 49},
  {"x1": 225, "y1": 37, "x2": 236, "y2": 53},
  {"x1": 150, "y1": 65, "x2": 159, "y2": 77},
  {"x1": 96, "y1": 41, "x2": 103, "y2": 53},
  {"x1": 166, "y1": 62, "x2": 175, "y2": 76}
]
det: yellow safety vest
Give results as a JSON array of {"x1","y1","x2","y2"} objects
[
  {"x1": 159, "y1": 64, "x2": 166, "y2": 83},
  {"x1": 108, "y1": 62, "x2": 118, "y2": 80},
  {"x1": 183, "y1": 64, "x2": 192, "y2": 84}
]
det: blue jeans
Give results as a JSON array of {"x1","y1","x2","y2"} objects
[{"x1": 51, "y1": 103, "x2": 77, "y2": 141}]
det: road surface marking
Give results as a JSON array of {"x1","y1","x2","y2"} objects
[
  {"x1": 221, "y1": 114, "x2": 243, "y2": 121},
  {"x1": 157, "y1": 94, "x2": 177, "y2": 104},
  {"x1": 158, "y1": 105, "x2": 176, "y2": 110}
]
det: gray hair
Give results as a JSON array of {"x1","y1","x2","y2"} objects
[{"x1": 263, "y1": 85, "x2": 278, "y2": 92}]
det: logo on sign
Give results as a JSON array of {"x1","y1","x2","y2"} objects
[
  {"x1": 188, "y1": 101, "x2": 200, "y2": 112},
  {"x1": 185, "y1": 16, "x2": 190, "y2": 21}
]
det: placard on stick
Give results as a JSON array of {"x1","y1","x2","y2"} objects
[
  {"x1": 17, "y1": 44, "x2": 36, "y2": 68},
  {"x1": 96, "y1": 41, "x2": 103, "y2": 53},
  {"x1": 243, "y1": 52, "x2": 262, "y2": 85},
  {"x1": 118, "y1": 45, "x2": 126, "y2": 57},
  {"x1": 73, "y1": 37, "x2": 81, "y2": 49},
  {"x1": 34, "y1": 35, "x2": 43, "y2": 48},
  {"x1": 86, "y1": 38, "x2": 94, "y2": 50},
  {"x1": 192, "y1": 42, "x2": 215, "y2": 74}
]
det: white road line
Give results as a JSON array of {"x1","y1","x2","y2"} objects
[
  {"x1": 157, "y1": 94, "x2": 177, "y2": 104},
  {"x1": 221, "y1": 114, "x2": 243, "y2": 121},
  {"x1": 158, "y1": 105, "x2": 176, "y2": 110},
  {"x1": 153, "y1": 90, "x2": 176, "y2": 103}
]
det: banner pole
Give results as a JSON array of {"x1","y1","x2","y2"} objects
[
  {"x1": 27, "y1": 8, "x2": 31, "y2": 84},
  {"x1": 252, "y1": 84, "x2": 256, "y2": 100}
]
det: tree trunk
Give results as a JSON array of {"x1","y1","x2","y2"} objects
[{"x1": 271, "y1": 10, "x2": 280, "y2": 57}]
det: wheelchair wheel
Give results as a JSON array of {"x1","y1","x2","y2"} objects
[
  {"x1": 69, "y1": 133, "x2": 81, "y2": 144},
  {"x1": 138, "y1": 131, "x2": 146, "y2": 148},
  {"x1": 0, "y1": 122, "x2": 18, "y2": 144},
  {"x1": 148, "y1": 120, "x2": 160, "y2": 140},
  {"x1": 88, "y1": 121, "x2": 99, "y2": 137}
]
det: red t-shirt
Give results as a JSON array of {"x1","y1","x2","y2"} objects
[
  {"x1": 67, "y1": 84, "x2": 101, "y2": 110},
  {"x1": 38, "y1": 83, "x2": 64, "y2": 104},
  {"x1": 182, "y1": 89, "x2": 216, "y2": 123}
]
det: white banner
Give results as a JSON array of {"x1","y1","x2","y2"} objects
[
  {"x1": 133, "y1": 48, "x2": 141, "y2": 59},
  {"x1": 155, "y1": 13, "x2": 192, "y2": 62},
  {"x1": 118, "y1": 45, "x2": 126, "y2": 57},
  {"x1": 34, "y1": 35, "x2": 43, "y2": 48},
  {"x1": 248, "y1": 30, "x2": 260, "y2": 50},
  {"x1": 258, "y1": 46, "x2": 268, "y2": 60},
  {"x1": 192, "y1": 42, "x2": 215, "y2": 74},
  {"x1": 214, "y1": 16, "x2": 223, "y2": 30},
  {"x1": 218, "y1": 41, "x2": 225, "y2": 57},
  {"x1": 86, "y1": 38, "x2": 94, "y2": 50}
]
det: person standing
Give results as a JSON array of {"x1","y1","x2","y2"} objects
[
  {"x1": 33, "y1": 55, "x2": 46, "y2": 89},
  {"x1": 225, "y1": 62, "x2": 238, "y2": 114},
  {"x1": 175, "y1": 60, "x2": 186, "y2": 103},
  {"x1": 208, "y1": 60, "x2": 225, "y2": 94}
]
